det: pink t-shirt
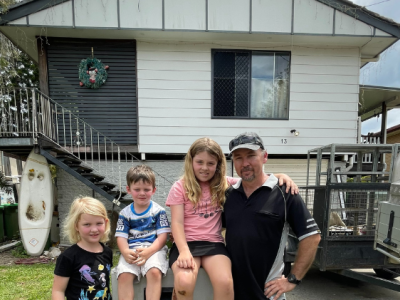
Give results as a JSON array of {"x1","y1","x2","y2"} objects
[{"x1": 166, "y1": 176, "x2": 238, "y2": 243}]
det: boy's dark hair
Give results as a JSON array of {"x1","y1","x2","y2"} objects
[{"x1": 126, "y1": 165, "x2": 156, "y2": 188}]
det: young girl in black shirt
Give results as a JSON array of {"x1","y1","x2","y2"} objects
[{"x1": 52, "y1": 197, "x2": 113, "y2": 300}]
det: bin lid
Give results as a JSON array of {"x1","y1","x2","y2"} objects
[{"x1": 3, "y1": 203, "x2": 18, "y2": 207}]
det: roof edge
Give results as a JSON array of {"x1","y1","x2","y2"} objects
[
  {"x1": 0, "y1": 0, "x2": 69, "y2": 25},
  {"x1": 316, "y1": 0, "x2": 400, "y2": 38}
]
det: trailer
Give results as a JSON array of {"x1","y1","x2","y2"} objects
[{"x1": 285, "y1": 143, "x2": 400, "y2": 291}]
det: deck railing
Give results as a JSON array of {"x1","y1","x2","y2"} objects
[{"x1": 0, "y1": 88, "x2": 173, "y2": 205}]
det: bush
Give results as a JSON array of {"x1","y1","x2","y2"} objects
[{"x1": 11, "y1": 242, "x2": 30, "y2": 258}]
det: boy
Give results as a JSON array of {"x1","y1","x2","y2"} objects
[{"x1": 115, "y1": 165, "x2": 171, "y2": 300}]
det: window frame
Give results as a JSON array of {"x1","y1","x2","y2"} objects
[{"x1": 211, "y1": 49, "x2": 291, "y2": 120}]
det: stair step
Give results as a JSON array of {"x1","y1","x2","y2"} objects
[
  {"x1": 108, "y1": 190, "x2": 128, "y2": 198},
  {"x1": 95, "y1": 181, "x2": 116, "y2": 191},
  {"x1": 48, "y1": 147, "x2": 72, "y2": 155},
  {"x1": 120, "y1": 198, "x2": 133, "y2": 205},
  {"x1": 56, "y1": 155, "x2": 82, "y2": 165},
  {"x1": 69, "y1": 164, "x2": 94, "y2": 174},
  {"x1": 81, "y1": 173, "x2": 105, "y2": 182}
]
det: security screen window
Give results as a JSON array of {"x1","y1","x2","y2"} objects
[{"x1": 212, "y1": 50, "x2": 290, "y2": 119}]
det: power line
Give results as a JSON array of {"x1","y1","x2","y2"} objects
[{"x1": 365, "y1": 0, "x2": 391, "y2": 8}]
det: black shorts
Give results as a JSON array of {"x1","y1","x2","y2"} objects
[{"x1": 168, "y1": 241, "x2": 230, "y2": 268}]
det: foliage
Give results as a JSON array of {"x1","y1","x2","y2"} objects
[
  {"x1": 0, "y1": 170, "x2": 12, "y2": 194},
  {"x1": 49, "y1": 165, "x2": 57, "y2": 182},
  {"x1": 347, "y1": 176, "x2": 372, "y2": 183},
  {"x1": 78, "y1": 58, "x2": 108, "y2": 89},
  {"x1": 11, "y1": 242, "x2": 29, "y2": 258},
  {"x1": 0, "y1": 0, "x2": 15, "y2": 14},
  {"x1": 0, "y1": 1, "x2": 38, "y2": 91}
]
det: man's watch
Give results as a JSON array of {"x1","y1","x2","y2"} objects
[{"x1": 287, "y1": 273, "x2": 301, "y2": 285}]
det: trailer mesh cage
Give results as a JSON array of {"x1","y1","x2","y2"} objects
[{"x1": 299, "y1": 184, "x2": 390, "y2": 240}]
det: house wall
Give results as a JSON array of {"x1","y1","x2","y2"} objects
[
  {"x1": 56, "y1": 160, "x2": 233, "y2": 245},
  {"x1": 9, "y1": 0, "x2": 389, "y2": 37},
  {"x1": 137, "y1": 41, "x2": 359, "y2": 155}
]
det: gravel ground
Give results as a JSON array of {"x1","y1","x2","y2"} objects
[{"x1": 0, "y1": 248, "x2": 20, "y2": 266}]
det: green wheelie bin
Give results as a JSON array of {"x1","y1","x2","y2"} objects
[
  {"x1": 0, "y1": 206, "x2": 4, "y2": 242},
  {"x1": 3, "y1": 204, "x2": 19, "y2": 240}
]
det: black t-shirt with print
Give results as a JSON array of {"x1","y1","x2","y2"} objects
[{"x1": 54, "y1": 243, "x2": 113, "y2": 300}]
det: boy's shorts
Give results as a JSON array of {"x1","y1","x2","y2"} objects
[{"x1": 116, "y1": 245, "x2": 169, "y2": 283}]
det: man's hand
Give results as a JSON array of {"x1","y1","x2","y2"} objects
[
  {"x1": 133, "y1": 247, "x2": 153, "y2": 266},
  {"x1": 264, "y1": 276, "x2": 296, "y2": 299},
  {"x1": 176, "y1": 249, "x2": 195, "y2": 269},
  {"x1": 275, "y1": 173, "x2": 299, "y2": 195},
  {"x1": 122, "y1": 249, "x2": 139, "y2": 264}
]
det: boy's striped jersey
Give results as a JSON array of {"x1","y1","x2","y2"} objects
[{"x1": 115, "y1": 201, "x2": 171, "y2": 248}]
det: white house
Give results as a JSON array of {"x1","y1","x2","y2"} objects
[{"x1": 1, "y1": 0, "x2": 400, "y2": 237}]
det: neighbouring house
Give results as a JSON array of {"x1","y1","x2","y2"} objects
[
  {"x1": 363, "y1": 123, "x2": 400, "y2": 170},
  {"x1": 1, "y1": 0, "x2": 400, "y2": 244}
]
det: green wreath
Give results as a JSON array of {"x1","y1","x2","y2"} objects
[{"x1": 78, "y1": 57, "x2": 109, "y2": 89}]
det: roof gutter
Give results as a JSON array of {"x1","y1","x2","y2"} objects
[{"x1": 361, "y1": 55, "x2": 380, "y2": 63}]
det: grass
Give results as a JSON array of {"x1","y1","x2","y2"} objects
[
  {"x1": 0, "y1": 263, "x2": 55, "y2": 300},
  {"x1": 0, "y1": 251, "x2": 121, "y2": 300}
]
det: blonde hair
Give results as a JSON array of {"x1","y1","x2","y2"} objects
[
  {"x1": 183, "y1": 137, "x2": 228, "y2": 208},
  {"x1": 126, "y1": 165, "x2": 156, "y2": 188},
  {"x1": 63, "y1": 196, "x2": 110, "y2": 244}
]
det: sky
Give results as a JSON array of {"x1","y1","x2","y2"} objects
[{"x1": 350, "y1": 0, "x2": 400, "y2": 135}]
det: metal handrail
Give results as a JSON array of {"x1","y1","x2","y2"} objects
[{"x1": 0, "y1": 88, "x2": 174, "y2": 205}]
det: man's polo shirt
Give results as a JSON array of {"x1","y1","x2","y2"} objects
[{"x1": 223, "y1": 174, "x2": 319, "y2": 300}]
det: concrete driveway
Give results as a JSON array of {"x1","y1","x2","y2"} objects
[{"x1": 287, "y1": 267, "x2": 400, "y2": 300}]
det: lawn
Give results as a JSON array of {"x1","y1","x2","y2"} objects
[{"x1": 0, "y1": 252, "x2": 120, "y2": 300}]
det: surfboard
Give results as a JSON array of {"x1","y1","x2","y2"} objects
[{"x1": 18, "y1": 149, "x2": 54, "y2": 256}]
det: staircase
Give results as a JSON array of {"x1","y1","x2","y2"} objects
[{"x1": 0, "y1": 88, "x2": 158, "y2": 209}]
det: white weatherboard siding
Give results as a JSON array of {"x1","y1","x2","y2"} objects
[
  {"x1": 137, "y1": 41, "x2": 359, "y2": 155},
  {"x1": 29, "y1": 1, "x2": 73, "y2": 27},
  {"x1": 165, "y1": 0, "x2": 206, "y2": 30},
  {"x1": 7, "y1": 0, "x2": 384, "y2": 37},
  {"x1": 120, "y1": 0, "x2": 162, "y2": 29},
  {"x1": 252, "y1": 0, "x2": 292, "y2": 33},
  {"x1": 74, "y1": 0, "x2": 118, "y2": 28}
]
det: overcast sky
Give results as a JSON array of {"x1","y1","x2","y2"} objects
[{"x1": 350, "y1": 0, "x2": 400, "y2": 134}]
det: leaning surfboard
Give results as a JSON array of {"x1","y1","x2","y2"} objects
[{"x1": 18, "y1": 149, "x2": 54, "y2": 256}]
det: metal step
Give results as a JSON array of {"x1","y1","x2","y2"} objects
[
  {"x1": 81, "y1": 172, "x2": 105, "y2": 182},
  {"x1": 55, "y1": 155, "x2": 82, "y2": 165},
  {"x1": 94, "y1": 181, "x2": 116, "y2": 191},
  {"x1": 68, "y1": 164, "x2": 94, "y2": 174},
  {"x1": 40, "y1": 148, "x2": 127, "y2": 209}
]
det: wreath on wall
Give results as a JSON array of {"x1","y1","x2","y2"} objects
[{"x1": 78, "y1": 57, "x2": 109, "y2": 89}]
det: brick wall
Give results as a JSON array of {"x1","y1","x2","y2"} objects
[{"x1": 57, "y1": 160, "x2": 233, "y2": 245}]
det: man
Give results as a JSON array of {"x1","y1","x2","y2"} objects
[{"x1": 223, "y1": 132, "x2": 321, "y2": 300}]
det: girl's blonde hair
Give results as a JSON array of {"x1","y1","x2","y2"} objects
[
  {"x1": 183, "y1": 137, "x2": 228, "y2": 208},
  {"x1": 63, "y1": 196, "x2": 110, "y2": 244}
]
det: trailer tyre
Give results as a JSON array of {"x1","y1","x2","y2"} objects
[{"x1": 373, "y1": 268, "x2": 400, "y2": 280}]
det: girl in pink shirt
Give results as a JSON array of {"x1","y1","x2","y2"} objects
[
  {"x1": 166, "y1": 137, "x2": 235, "y2": 300},
  {"x1": 166, "y1": 137, "x2": 295, "y2": 300}
]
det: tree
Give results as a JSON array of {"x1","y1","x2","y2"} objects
[{"x1": 0, "y1": 0, "x2": 38, "y2": 91}]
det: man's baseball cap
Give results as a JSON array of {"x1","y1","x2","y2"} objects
[{"x1": 229, "y1": 132, "x2": 265, "y2": 154}]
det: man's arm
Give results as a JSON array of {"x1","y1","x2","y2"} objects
[
  {"x1": 264, "y1": 233, "x2": 321, "y2": 299},
  {"x1": 290, "y1": 233, "x2": 321, "y2": 279}
]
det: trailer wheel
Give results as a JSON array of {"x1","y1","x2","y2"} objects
[{"x1": 373, "y1": 268, "x2": 400, "y2": 280}]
